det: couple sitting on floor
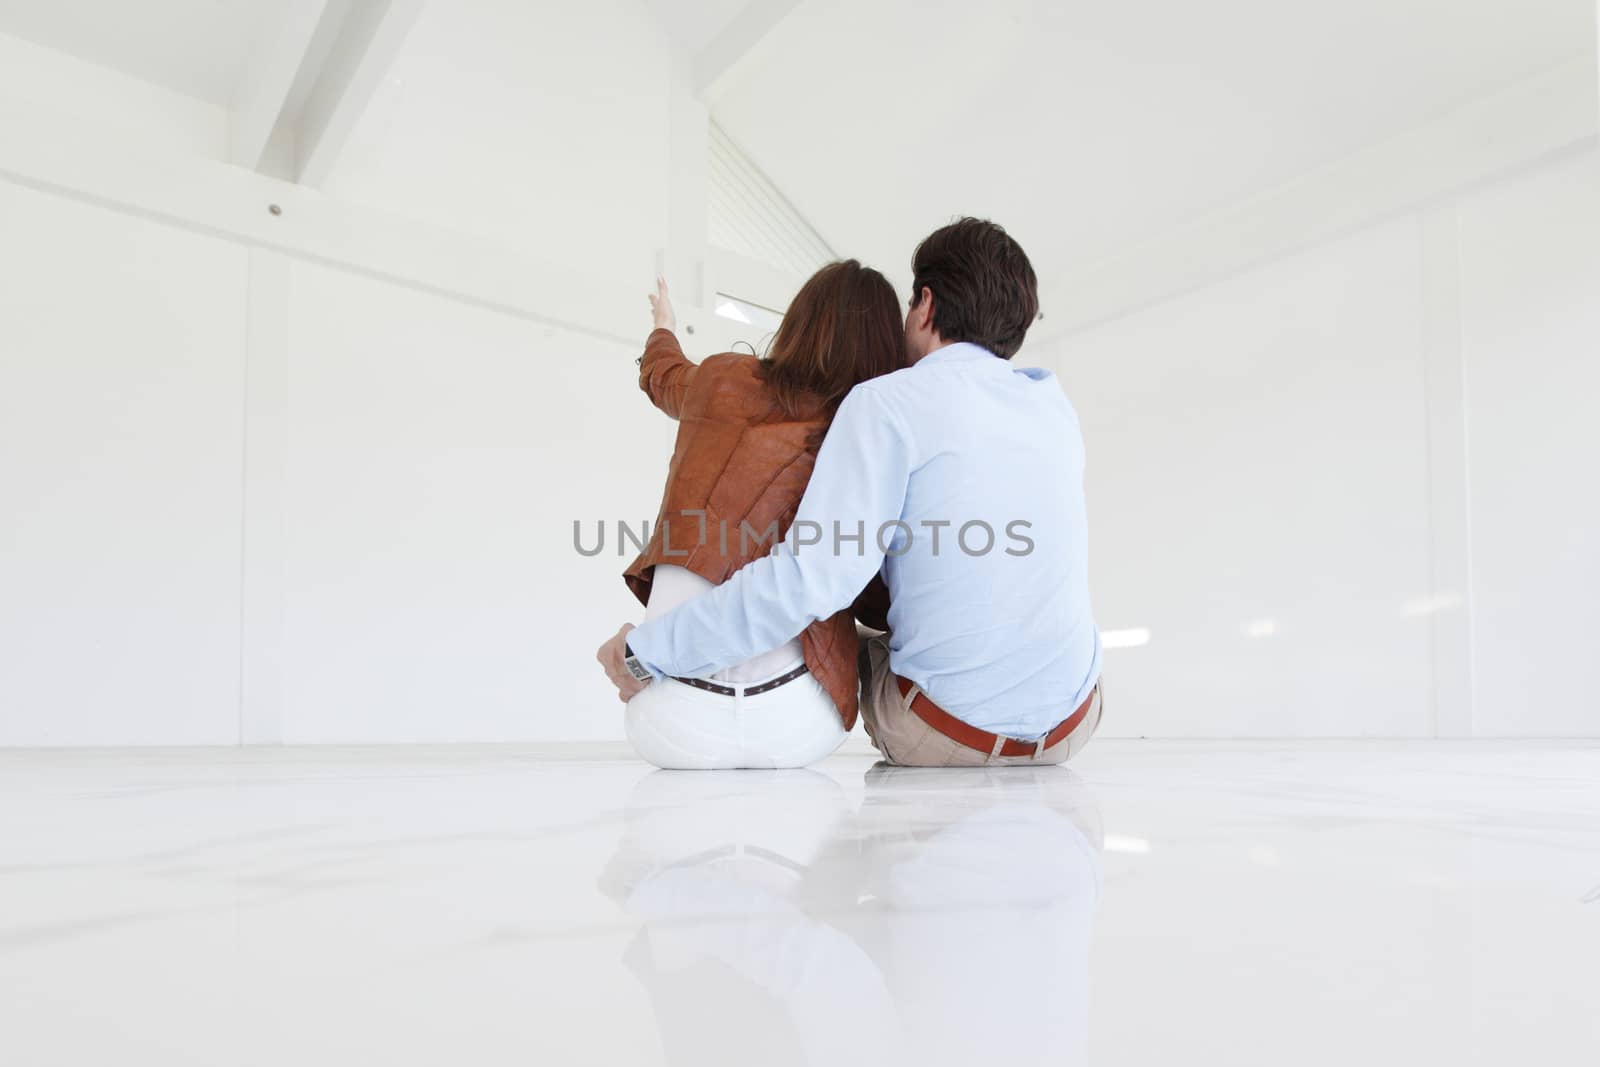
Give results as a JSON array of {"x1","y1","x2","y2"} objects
[{"x1": 597, "y1": 218, "x2": 1103, "y2": 769}]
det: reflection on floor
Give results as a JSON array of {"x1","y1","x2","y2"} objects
[{"x1": 1, "y1": 741, "x2": 1596, "y2": 1066}]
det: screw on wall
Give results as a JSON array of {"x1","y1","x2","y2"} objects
[
  {"x1": 685, "y1": 324, "x2": 695, "y2": 335},
  {"x1": 268, "y1": 204, "x2": 283, "y2": 216}
]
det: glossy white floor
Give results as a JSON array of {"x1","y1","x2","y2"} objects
[{"x1": 1, "y1": 740, "x2": 1596, "y2": 1066}]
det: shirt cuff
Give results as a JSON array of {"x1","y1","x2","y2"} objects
[{"x1": 626, "y1": 621, "x2": 670, "y2": 680}]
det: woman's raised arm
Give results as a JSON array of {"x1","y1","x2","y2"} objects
[{"x1": 637, "y1": 277, "x2": 696, "y2": 419}]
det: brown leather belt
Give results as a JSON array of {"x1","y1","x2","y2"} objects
[
  {"x1": 671, "y1": 662, "x2": 809, "y2": 698},
  {"x1": 895, "y1": 675, "x2": 1098, "y2": 759}
]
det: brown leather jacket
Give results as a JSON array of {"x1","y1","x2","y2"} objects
[{"x1": 623, "y1": 328, "x2": 860, "y2": 728}]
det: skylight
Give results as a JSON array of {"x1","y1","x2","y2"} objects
[{"x1": 713, "y1": 293, "x2": 784, "y2": 335}]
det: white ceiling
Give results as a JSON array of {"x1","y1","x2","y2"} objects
[
  {"x1": 644, "y1": 0, "x2": 754, "y2": 58},
  {"x1": 0, "y1": 0, "x2": 276, "y2": 104},
  {"x1": 0, "y1": 1, "x2": 756, "y2": 107},
  {"x1": 709, "y1": 0, "x2": 1594, "y2": 288},
  {"x1": 0, "y1": 0, "x2": 1589, "y2": 297}
]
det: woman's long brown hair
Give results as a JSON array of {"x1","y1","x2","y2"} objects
[{"x1": 755, "y1": 260, "x2": 905, "y2": 420}]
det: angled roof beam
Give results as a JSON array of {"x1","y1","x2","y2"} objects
[
  {"x1": 693, "y1": 0, "x2": 804, "y2": 97},
  {"x1": 296, "y1": 0, "x2": 424, "y2": 187},
  {"x1": 228, "y1": 0, "x2": 331, "y2": 169}
]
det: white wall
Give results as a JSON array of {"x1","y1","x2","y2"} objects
[
  {"x1": 272, "y1": 260, "x2": 671, "y2": 743},
  {"x1": 1455, "y1": 147, "x2": 1600, "y2": 736},
  {"x1": 0, "y1": 174, "x2": 729, "y2": 746},
  {"x1": 1046, "y1": 218, "x2": 1435, "y2": 738},
  {"x1": 1038, "y1": 143, "x2": 1600, "y2": 739},
  {"x1": 0, "y1": 182, "x2": 247, "y2": 745},
  {"x1": 0, "y1": 13, "x2": 742, "y2": 746}
]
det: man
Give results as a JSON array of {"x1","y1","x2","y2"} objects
[{"x1": 599, "y1": 218, "x2": 1103, "y2": 766}]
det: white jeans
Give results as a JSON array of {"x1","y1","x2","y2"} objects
[{"x1": 624, "y1": 666, "x2": 846, "y2": 770}]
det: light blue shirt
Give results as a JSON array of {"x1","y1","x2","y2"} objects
[{"x1": 627, "y1": 342, "x2": 1102, "y2": 739}]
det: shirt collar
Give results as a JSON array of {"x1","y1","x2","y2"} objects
[{"x1": 916, "y1": 341, "x2": 998, "y2": 368}]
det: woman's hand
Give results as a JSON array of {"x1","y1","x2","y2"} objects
[{"x1": 649, "y1": 276, "x2": 676, "y2": 333}]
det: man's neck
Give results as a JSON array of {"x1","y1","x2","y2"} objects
[{"x1": 910, "y1": 337, "x2": 953, "y2": 365}]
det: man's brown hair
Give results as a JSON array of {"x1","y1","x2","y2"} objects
[
  {"x1": 910, "y1": 218, "x2": 1039, "y2": 360},
  {"x1": 758, "y1": 259, "x2": 905, "y2": 417}
]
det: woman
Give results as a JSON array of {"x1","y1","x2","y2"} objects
[{"x1": 621, "y1": 262, "x2": 904, "y2": 769}]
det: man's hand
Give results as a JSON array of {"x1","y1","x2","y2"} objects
[
  {"x1": 648, "y1": 276, "x2": 676, "y2": 333},
  {"x1": 597, "y1": 623, "x2": 649, "y2": 704}
]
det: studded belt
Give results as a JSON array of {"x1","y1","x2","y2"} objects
[{"x1": 670, "y1": 662, "x2": 810, "y2": 697}]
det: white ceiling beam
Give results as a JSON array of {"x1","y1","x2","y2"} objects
[
  {"x1": 693, "y1": 0, "x2": 803, "y2": 97},
  {"x1": 229, "y1": 0, "x2": 330, "y2": 169},
  {"x1": 296, "y1": 0, "x2": 423, "y2": 187}
]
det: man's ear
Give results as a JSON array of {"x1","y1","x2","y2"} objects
[{"x1": 912, "y1": 286, "x2": 935, "y2": 332}]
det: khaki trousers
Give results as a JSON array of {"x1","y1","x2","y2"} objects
[{"x1": 857, "y1": 634, "x2": 1103, "y2": 767}]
